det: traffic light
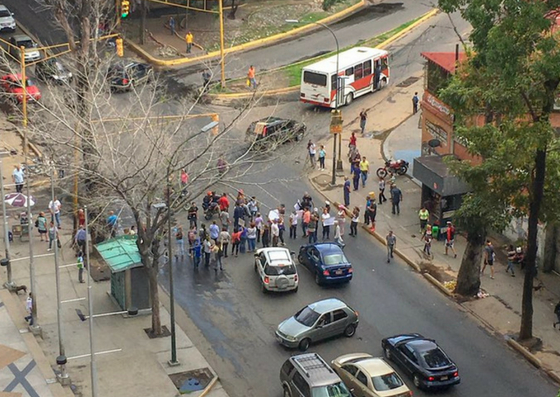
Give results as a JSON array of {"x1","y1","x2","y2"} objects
[
  {"x1": 116, "y1": 38, "x2": 124, "y2": 57},
  {"x1": 121, "y1": 0, "x2": 130, "y2": 19}
]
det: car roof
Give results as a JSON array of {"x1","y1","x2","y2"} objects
[
  {"x1": 407, "y1": 339, "x2": 439, "y2": 352},
  {"x1": 290, "y1": 353, "x2": 342, "y2": 387},
  {"x1": 386, "y1": 333, "x2": 423, "y2": 345},
  {"x1": 307, "y1": 298, "x2": 347, "y2": 314},
  {"x1": 11, "y1": 35, "x2": 32, "y2": 41},
  {"x1": 258, "y1": 247, "x2": 293, "y2": 265},
  {"x1": 0, "y1": 5, "x2": 9, "y2": 11},
  {"x1": 312, "y1": 242, "x2": 344, "y2": 255},
  {"x1": 358, "y1": 358, "x2": 395, "y2": 377}
]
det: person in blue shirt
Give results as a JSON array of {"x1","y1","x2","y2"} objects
[
  {"x1": 190, "y1": 239, "x2": 202, "y2": 269},
  {"x1": 209, "y1": 221, "x2": 220, "y2": 243},
  {"x1": 107, "y1": 211, "x2": 118, "y2": 237}
]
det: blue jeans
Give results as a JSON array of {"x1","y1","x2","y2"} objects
[
  {"x1": 240, "y1": 237, "x2": 247, "y2": 253},
  {"x1": 361, "y1": 172, "x2": 368, "y2": 187},
  {"x1": 248, "y1": 238, "x2": 256, "y2": 252},
  {"x1": 176, "y1": 239, "x2": 185, "y2": 257},
  {"x1": 52, "y1": 212, "x2": 61, "y2": 227},
  {"x1": 308, "y1": 230, "x2": 317, "y2": 244}
]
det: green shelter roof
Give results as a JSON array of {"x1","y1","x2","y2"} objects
[{"x1": 95, "y1": 236, "x2": 142, "y2": 273}]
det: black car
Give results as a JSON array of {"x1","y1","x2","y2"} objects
[
  {"x1": 381, "y1": 333, "x2": 460, "y2": 391},
  {"x1": 298, "y1": 243, "x2": 352, "y2": 285},
  {"x1": 107, "y1": 61, "x2": 153, "y2": 92},
  {"x1": 35, "y1": 59, "x2": 72, "y2": 84},
  {"x1": 246, "y1": 117, "x2": 306, "y2": 145}
]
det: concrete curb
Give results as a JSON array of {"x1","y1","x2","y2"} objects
[
  {"x1": 423, "y1": 273, "x2": 453, "y2": 297},
  {"x1": 127, "y1": 0, "x2": 366, "y2": 67},
  {"x1": 208, "y1": 8, "x2": 439, "y2": 102},
  {"x1": 206, "y1": 86, "x2": 299, "y2": 102},
  {"x1": 506, "y1": 338, "x2": 542, "y2": 369}
]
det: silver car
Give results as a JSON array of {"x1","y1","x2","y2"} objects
[
  {"x1": 254, "y1": 247, "x2": 298, "y2": 293},
  {"x1": 276, "y1": 298, "x2": 359, "y2": 351}
]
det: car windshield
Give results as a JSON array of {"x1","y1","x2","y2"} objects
[
  {"x1": 312, "y1": 382, "x2": 352, "y2": 397},
  {"x1": 372, "y1": 373, "x2": 404, "y2": 391},
  {"x1": 18, "y1": 40, "x2": 35, "y2": 49},
  {"x1": 323, "y1": 253, "x2": 347, "y2": 265},
  {"x1": 295, "y1": 306, "x2": 320, "y2": 327},
  {"x1": 264, "y1": 264, "x2": 296, "y2": 276},
  {"x1": 421, "y1": 348, "x2": 452, "y2": 369},
  {"x1": 0, "y1": 10, "x2": 12, "y2": 17}
]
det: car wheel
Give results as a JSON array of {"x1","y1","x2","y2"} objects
[
  {"x1": 383, "y1": 347, "x2": 392, "y2": 360},
  {"x1": 345, "y1": 93, "x2": 353, "y2": 106},
  {"x1": 298, "y1": 338, "x2": 311, "y2": 351},
  {"x1": 283, "y1": 386, "x2": 291, "y2": 397},
  {"x1": 261, "y1": 283, "x2": 268, "y2": 294},
  {"x1": 293, "y1": 285, "x2": 298, "y2": 293},
  {"x1": 315, "y1": 273, "x2": 322, "y2": 286},
  {"x1": 343, "y1": 324, "x2": 356, "y2": 337},
  {"x1": 254, "y1": 263, "x2": 258, "y2": 273},
  {"x1": 413, "y1": 374, "x2": 423, "y2": 389},
  {"x1": 298, "y1": 254, "x2": 304, "y2": 264}
]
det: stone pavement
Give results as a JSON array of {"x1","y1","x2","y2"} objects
[{"x1": 308, "y1": 73, "x2": 560, "y2": 383}]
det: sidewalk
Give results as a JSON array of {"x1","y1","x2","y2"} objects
[
  {"x1": 308, "y1": 74, "x2": 560, "y2": 383},
  {"x1": 0, "y1": 159, "x2": 229, "y2": 395}
]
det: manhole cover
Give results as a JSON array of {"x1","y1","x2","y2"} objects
[{"x1": 396, "y1": 76, "x2": 421, "y2": 88}]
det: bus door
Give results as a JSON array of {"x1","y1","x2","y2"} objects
[{"x1": 374, "y1": 59, "x2": 381, "y2": 89}]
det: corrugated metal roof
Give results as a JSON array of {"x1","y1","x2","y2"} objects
[
  {"x1": 95, "y1": 236, "x2": 142, "y2": 273},
  {"x1": 421, "y1": 52, "x2": 467, "y2": 73}
]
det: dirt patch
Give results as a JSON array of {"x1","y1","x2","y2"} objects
[{"x1": 418, "y1": 260, "x2": 455, "y2": 283}]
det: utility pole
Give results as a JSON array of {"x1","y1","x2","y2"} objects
[
  {"x1": 84, "y1": 206, "x2": 98, "y2": 397},
  {"x1": 166, "y1": 179, "x2": 179, "y2": 366}
]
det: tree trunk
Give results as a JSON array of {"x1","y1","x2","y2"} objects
[
  {"x1": 542, "y1": 222, "x2": 558, "y2": 273},
  {"x1": 455, "y1": 231, "x2": 485, "y2": 296},
  {"x1": 140, "y1": 0, "x2": 147, "y2": 45},
  {"x1": 148, "y1": 255, "x2": 162, "y2": 335},
  {"x1": 519, "y1": 148, "x2": 546, "y2": 340}
]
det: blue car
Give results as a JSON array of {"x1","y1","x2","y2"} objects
[{"x1": 298, "y1": 243, "x2": 353, "y2": 285}]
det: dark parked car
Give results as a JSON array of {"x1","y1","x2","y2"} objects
[
  {"x1": 107, "y1": 61, "x2": 153, "y2": 92},
  {"x1": 298, "y1": 243, "x2": 353, "y2": 285},
  {"x1": 381, "y1": 334, "x2": 460, "y2": 391},
  {"x1": 246, "y1": 117, "x2": 306, "y2": 145},
  {"x1": 35, "y1": 58, "x2": 72, "y2": 84}
]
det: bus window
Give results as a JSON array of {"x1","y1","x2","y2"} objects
[
  {"x1": 303, "y1": 71, "x2": 327, "y2": 86},
  {"x1": 355, "y1": 63, "x2": 363, "y2": 80},
  {"x1": 345, "y1": 67, "x2": 354, "y2": 76},
  {"x1": 331, "y1": 74, "x2": 338, "y2": 90},
  {"x1": 363, "y1": 60, "x2": 372, "y2": 76},
  {"x1": 381, "y1": 56, "x2": 388, "y2": 69}
]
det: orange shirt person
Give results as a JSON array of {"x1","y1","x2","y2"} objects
[
  {"x1": 185, "y1": 31, "x2": 194, "y2": 54},
  {"x1": 247, "y1": 65, "x2": 257, "y2": 89}
]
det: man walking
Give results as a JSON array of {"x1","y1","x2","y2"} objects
[
  {"x1": 12, "y1": 164, "x2": 24, "y2": 193},
  {"x1": 378, "y1": 177, "x2": 387, "y2": 204},
  {"x1": 24, "y1": 292, "x2": 34, "y2": 325},
  {"x1": 418, "y1": 206, "x2": 429, "y2": 232},
  {"x1": 386, "y1": 231, "x2": 396, "y2": 263},
  {"x1": 351, "y1": 161, "x2": 361, "y2": 191},
  {"x1": 247, "y1": 65, "x2": 257, "y2": 89},
  {"x1": 168, "y1": 16, "x2": 176, "y2": 35},
  {"x1": 390, "y1": 184, "x2": 402, "y2": 215},
  {"x1": 343, "y1": 176, "x2": 351, "y2": 206},
  {"x1": 412, "y1": 92, "x2": 419, "y2": 114},
  {"x1": 445, "y1": 221, "x2": 458, "y2": 258},
  {"x1": 77, "y1": 251, "x2": 85, "y2": 283},
  {"x1": 359, "y1": 109, "x2": 368, "y2": 135},
  {"x1": 271, "y1": 219, "x2": 280, "y2": 247},
  {"x1": 359, "y1": 156, "x2": 369, "y2": 188},
  {"x1": 185, "y1": 31, "x2": 194, "y2": 53},
  {"x1": 307, "y1": 140, "x2": 316, "y2": 169},
  {"x1": 75, "y1": 225, "x2": 87, "y2": 251},
  {"x1": 481, "y1": 239, "x2": 495, "y2": 279}
]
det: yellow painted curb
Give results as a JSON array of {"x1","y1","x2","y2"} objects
[
  {"x1": 423, "y1": 273, "x2": 453, "y2": 297},
  {"x1": 128, "y1": 0, "x2": 366, "y2": 67},
  {"x1": 206, "y1": 86, "x2": 299, "y2": 100},
  {"x1": 544, "y1": 369, "x2": 560, "y2": 385},
  {"x1": 199, "y1": 375, "x2": 219, "y2": 397},
  {"x1": 209, "y1": 7, "x2": 439, "y2": 100},
  {"x1": 506, "y1": 338, "x2": 542, "y2": 369}
]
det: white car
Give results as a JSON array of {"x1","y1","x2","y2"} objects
[
  {"x1": 0, "y1": 5, "x2": 15, "y2": 32},
  {"x1": 332, "y1": 353, "x2": 412, "y2": 397},
  {"x1": 9, "y1": 35, "x2": 41, "y2": 63},
  {"x1": 254, "y1": 247, "x2": 298, "y2": 293}
]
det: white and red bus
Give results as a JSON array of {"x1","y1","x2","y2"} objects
[{"x1": 300, "y1": 47, "x2": 390, "y2": 108}]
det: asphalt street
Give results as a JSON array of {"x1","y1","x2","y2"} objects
[{"x1": 159, "y1": 12, "x2": 558, "y2": 397}]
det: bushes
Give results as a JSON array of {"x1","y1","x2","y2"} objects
[{"x1": 322, "y1": 0, "x2": 344, "y2": 11}]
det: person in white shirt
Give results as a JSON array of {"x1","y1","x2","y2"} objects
[
  {"x1": 289, "y1": 211, "x2": 298, "y2": 239},
  {"x1": 337, "y1": 205, "x2": 346, "y2": 235},
  {"x1": 334, "y1": 221, "x2": 344, "y2": 247},
  {"x1": 349, "y1": 207, "x2": 360, "y2": 237},
  {"x1": 49, "y1": 197, "x2": 62, "y2": 228},
  {"x1": 24, "y1": 293, "x2": 34, "y2": 325},
  {"x1": 12, "y1": 165, "x2": 24, "y2": 193},
  {"x1": 321, "y1": 208, "x2": 331, "y2": 240},
  {"x1": 271, "y1": 219, "x2": 280, "y2": 247}
]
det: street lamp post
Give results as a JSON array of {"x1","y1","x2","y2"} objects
[
  {"x1": 286, "y1": 20, "x2": 343, "y2": 185},
  {"x1": 84, "y1": 206, "x2": 98, "y2": 397},
  {"x1": 166, "y1": 179, "x2": 179, "y2": 367}
]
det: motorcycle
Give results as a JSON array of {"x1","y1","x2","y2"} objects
[{"x1": 376, "y1": 159, "x2": 409, "y2": 178}]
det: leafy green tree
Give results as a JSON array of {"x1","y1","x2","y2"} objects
[{"x1": 438, "y1": 0, "x2": 560, "y2": 340}]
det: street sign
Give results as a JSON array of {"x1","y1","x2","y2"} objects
[{"x1": 330, "y1": 109, "x2": 343, "y2": 134}]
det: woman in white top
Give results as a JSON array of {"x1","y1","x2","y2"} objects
[
  {"x1": 337, "y1": 205, "x2": 346, "y2": 235},
  {"x1": 334, "y1": 220, "x2": 344, "y2": 247},
  {"x1": 321, "y1": 209, "x2": 331, "y2": 240},
  {"x1": 246, "y1": 222, "x2": 257, "y2": 252},
  {"x1": 349, "y1": 207, "x2": 360, "y2": 237}
]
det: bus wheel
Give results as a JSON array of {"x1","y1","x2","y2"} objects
[{"x1": 345, "y1": 93, "x2": 353, "y2": 106}]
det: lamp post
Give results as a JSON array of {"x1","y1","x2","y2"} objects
[
  {"x1": 286, "y1": 20, "x2": 343, "y2": 184},
  {"x1": 166, "y1": 179, "x2": 179, "y2": 367},
  {"x1": 83, "y1": 206, "x2": 98, "y2": 397}
]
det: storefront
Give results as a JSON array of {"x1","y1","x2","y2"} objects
[{"x1": 413, "y1": 155, "x2": 470, "y2": 237}]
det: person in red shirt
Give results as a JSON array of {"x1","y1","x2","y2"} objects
[
  {"x1": 218, "y1": 193, "x2": 230, "y2": 212},
  {"x1": 349, "y1": 132, "x2": 357, "y2": 149},
  {"x1": 445, "y1": 221, "x2": 457, "y2": 258}
]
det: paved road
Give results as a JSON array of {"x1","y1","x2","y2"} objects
[{"x1": 159, "y1": 12, "x2": 558, "y2": 397}]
